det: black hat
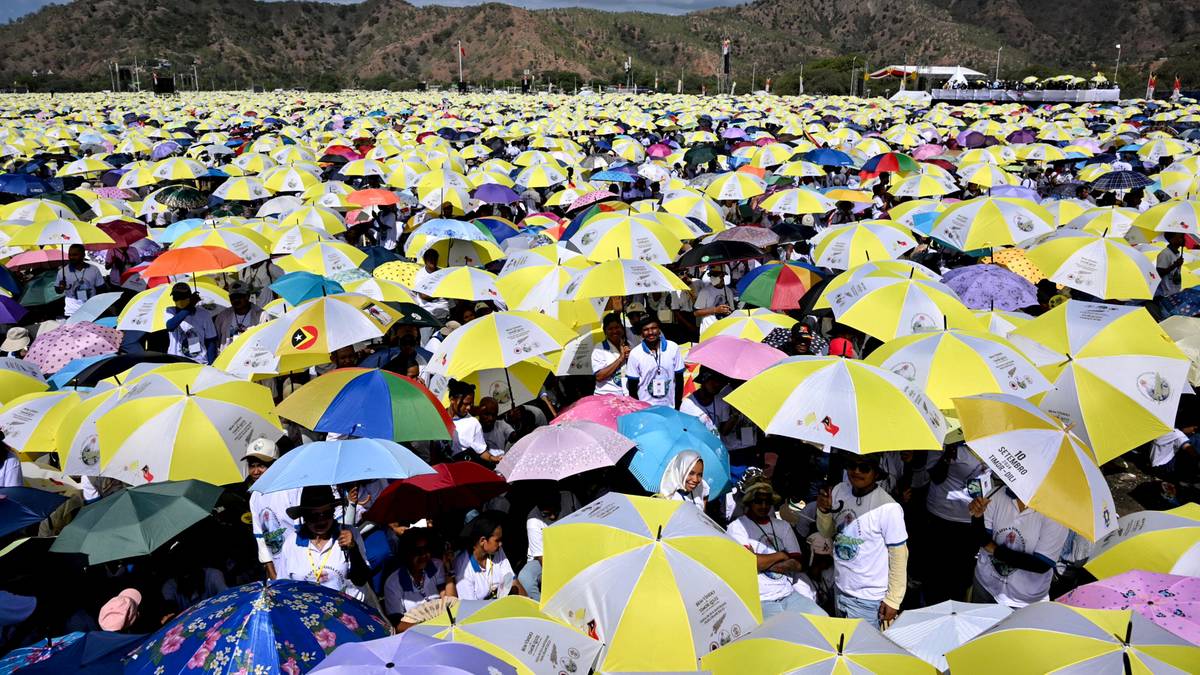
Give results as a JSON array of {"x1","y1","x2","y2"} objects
[{"x1": 285, "y1": 486, "x2": 344, "y2": 520}]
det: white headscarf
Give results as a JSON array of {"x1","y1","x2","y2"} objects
[{"x1": 658, "y1": 450, "x2": 709, "y2": 508}]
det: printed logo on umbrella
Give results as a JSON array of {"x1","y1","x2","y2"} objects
[
  {"x1": 1137, "y1": 371, "x2": 1171, "y2": 402},
  {"x1": 290, "y1": 325, "x2": 319, "y2": 350}
]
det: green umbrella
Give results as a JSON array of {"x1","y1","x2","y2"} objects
[
  {"x1": 40, "y1": 191, "x2": 90, "y2": 217},
  {"x1": 684, "y1": 144, "x2": 718, "y2": 167},
  {"x1": 49, "y1": 480, "x2": 222, "y2": 564},
  {"x1": 18, "y1": 270, "x2": 64, "y2": 306},
  {"x1": 151, "y1": 184, "x2": 207, "y2": 210}
]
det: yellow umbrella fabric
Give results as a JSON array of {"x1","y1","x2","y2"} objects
[{"x1": 1085, "y1": 504, "x2": 1200, "y2": 578}]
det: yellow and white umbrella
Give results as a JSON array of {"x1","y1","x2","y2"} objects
[
  {"x1": 1007, "y1": 300, "x2": 1190, "y2": 464},
  {"x1": 423, "y1": 311, "x2": 575, "y2": 379},
  {"x1": 1085, "y1": 504, "x2": 1200, "y2": 578},
  {"x1": 559, "y1": 258, "x2": 686, "y2": 300},
  {"x1": 0, "y1": 390, "x2": 81, "y2": 454},
  {"x1": 7, "y1": 218, "x2": 114, "y2": 248},
  {"x1": 412, "y1": 265, "x2": 502, "y2": 302},
  {"x1": 541, "y1": 492, "x2": 761, "y2": 673},
  {"x1": 150, "y1": 157, "x2": 206, "y2": 182},
  {"x1": 1132, "y1": 199, "x2": 1200, "y2": 235},
  {"x1": 726, "y1": 356, "x2": 948, "y2": 453},
  {"x1": 276, "y1": 241, "x2": 367, "y2": 276},
  {"x1": 1025, "y1": 229, "x2": 1159, "y2": 300},
  {"x1": 568, "y1": 214, "x2": 682, "y2": 263},
  {"x1": 404, "y1": 233, "x2": 504, "y2": 267},
  {"x1": 254, "y1": 294, "x2": 401, "y2": 359},
  {"x1": 212, "y1": 176, "x2": 271, "y2": 202},
  {"x1": 341, "y1": 277, "x2": 417, "y2": 304},
  {"x1": 704, "y1": 172, "x2": 766, "y2": 201},
  {"x1": 865, "y1": 329, "x2": 1050, "y2": 409},
  {"x1": 264, "y1": 224, "x2": 335, "y2": 255},
  {"x1": 661, "y1": 191, "x2": 727, "y2": 231},
  {"x1": 974, "y1": 309, "x2": 1034, "y2": 337},
  {"x1": 820, "y1": 274, "x2": 981, "y2": 340},
  {"x1": 262, "y1": 166, "x2": 321, "y2": 193},
  {"x1": 277, "y1": 205, "x2": 347, "y2": 234},
  {"x1": 959, "y1": 163, "x2": 1018, "y2": 190},
  {"x1": 1064, "y1": 206, "x2": 1141, "y2": 237},
  {"x1": 700, "y1": 308, "x2": 796, "y2": 341},
  {"x1": 929, "y1": 197, "x2": 1054, "y2": 250},
  {"x1": 758, "y1": 186, "x2": 834, "y2": 215},
  {"x1": 811, "y1": 220, "x2": 917, "y2": 270},
  {"x1": 173, "y1": 226, "x2": 271, "y2": 267},
  {"x1": 1, "y1": 199, "x2": 77, "y2": 223},
  {"x1": 953, "y1": 393, "x2": 1116, "y2": 540},
  {"x1": 117, "y1": 282, "x2": 231, "y2": 332},
  {"x1": 889, "y1": 173, "x2": 957, "y2": 198},
  {"x1": 55, "y1": 157, "x2": 113, "y2": 177}
]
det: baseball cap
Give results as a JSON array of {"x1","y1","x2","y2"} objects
[
  {"x1": 242, "y1": 437, "x2": 278, "y2": 463},
  {"x1": 624, "y1": 302, "x2": 646, "y2": 314},
  {"x1": 228, "y1": 281, "x2": 252, "y2": 296},
  {"x1": 438, "y1": 320, "x2": 462, "y2": 338}
]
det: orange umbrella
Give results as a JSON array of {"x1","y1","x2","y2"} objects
[
  {"x1": 140, "y1": 246, "x2": 246, "y2": 278},
  {"x1": 348, "y1": 188, "x2": 401, "y2": 207}
]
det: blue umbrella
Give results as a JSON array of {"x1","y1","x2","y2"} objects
[
  {"x1": 48, "y1": 354, "x2": 110, "y2": 390},
  {"x1": 18, "y1": 631, "x2": 146, "y2": 675},
  {"x1": 1090, "y1": 170, "x2": 1153, "y2": 191},
  {"x1": 124, "y1": 580, "x2": 391, "y2": 675},
  {"x1": 472, "y1": 182, "x2": 520, "y2": 205},
  {"x1": 0, "y1": 632, "x2": 85, "y2": 672},
  {"x1": 619, "y1": 405, "x2": 731, "y2": 495},
  {"x1": 62, "y1": 291, "x2": 123, "y2": 326},
  {"x1": 590, "y1": 170, "x2": 637, "y2": 183},
  {"x1": 802, "y1": 148, "x2": 856, "y2": 167},
  {"x1": 0, "y1": 487, "x2": 67, "y2": 538},
  {"x1": 251, "y1": 438, "x2": 435, "y2": 494},
  {"x1": 270, "y1": 271, "x2": 345, "y2": 305},
  {"x1": 0, "y1": 265, "x2": 19, "y2": 296},
  {"x1": 0, "y1": 295, "x2": 27, "y2": 324},
  {"x1": 0, "y1": 173, "x2": 53, "y2": 196},
  {"x1": 312, "y1": 631, "x2": 517, "y2": 675},
  {"x1": 154, "y1": 218, "x2": 205, "y2": 244},
  {"x1": 357, "y1": 246, "x2": 403, "y2": 273},
  {"x1": 411, "y1": 218, "x2": 494, "y2": 243}
]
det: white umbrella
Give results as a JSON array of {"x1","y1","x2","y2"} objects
[{"x1": 884, "y1": 600, "x2": 1012, "y2": 671}]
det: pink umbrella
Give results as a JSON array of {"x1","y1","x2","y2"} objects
[
  {"x1": 495, "y1": 420, "x2": 636, "y2": 482},
  {"x1": 912, "y1": 143, "x2": 946, "y2": 160},
  {"x1": 5, "y1": 249, "x2": 68, "y2": 269},
  {"x1": 646, "y1": 143, "x2": 673, "y2": 158},
  {"x1": 552, "y1": 394, "x2": 650, "y2": 430},
  {"x1": 24, "y1": 322, "x2": 122, "y2": 374},
  {"x1": 1058, "y1": 570, "x2": 1200, "y2": 645},
  {"x1": 568, "y1": 190, "x2": 618, "y2": 212},
  {"x1": 92, "y1": 187, "x2": 135, "y2": 200},
  {"x1": 684, "y1": 335, "x2": 787, "y2": 381}
]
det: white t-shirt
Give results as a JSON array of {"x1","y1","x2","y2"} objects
[
  {"x1": 694, "y1": 282, "x2": 734, "y2": 333},
  {"x1": 591, "y1": 340, "x2": 627, "y2": 396},
  {"x1": 481, "y1": 419, "x2": 513, "y2": 458},
  {"x1": 249, "y1": 488, "x2": 301, "y2": 566},
  {"x1": 453, "y1": 549, "x2": 515, "y2": 600},
  {"x1": 451, "y1": 415, "x2": 487, "y2": 457},
  {"x1": 828, "y1": 482, "x2": 907, "y2": 602},
  {"x1": 625, "y1": 338, "x2": 684, "y2": 407},
  {"x1": 727, "y1": 514, "x2": 802, "y2": 601},
  {"x1": 526, "y1": 492, "x2": 581, "y2": 561},
  {"x1": 213, "y1": 305, "x2": 264, "y2": 350},
  {"x1": 56, "y1": 264, "x2": 105, "y2": 317},
  {"x1": 1151, "y1": 429, "x2": 1190, "y2": 468},
  {"x1": 925, "y1": 450, "x2": 986, "y2": 524},
  {"x1": 0, "y1": 449, "x2": 22, "y2": 488},
  {"x1": 276, "y1": 527, "x2": 366, "y2": 601},
  {"x1": 679, "y1": 392, "x2": 727, "y2": 433},
  {"x1": 974, "y1": 491, "x2": 1069, "y2": 608},
  {"x1": 383, "y1": 559, "x2": 446, "y2": 617},
  {"x1": 166, "y1": 306, "x2": 218, "y2": 364},
  {"x1": 1156, "y1": 247, "x2": 1183, "y2": 297}
]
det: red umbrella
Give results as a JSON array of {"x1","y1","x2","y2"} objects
[
  {"x1": 93, "y1": 218, "x2": 148, "y2": 249},
  {"x1": 348, "y1": 189, "x2": 400, "y2": 207},
  {"x1": 363, "y1": 462, "x2": 508, "y2": 524}
]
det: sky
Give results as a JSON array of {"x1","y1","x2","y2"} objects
[{"x1": 1, "y1": 0, "x2": 746, "y2": 23}]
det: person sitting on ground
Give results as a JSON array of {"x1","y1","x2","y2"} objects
[
  {"x1": 384, "y1": 528, "x2": 456, "y2": 632},
  {"x1": 453, "y1": 512, "x2": 525, "y2": 601}
]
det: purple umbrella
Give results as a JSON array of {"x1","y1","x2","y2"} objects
[
  {"x1": 150, "y1": 141, "x2": 181, "y2": 160},
  {"x1": 941, "y1": 264, "x2": 1037, "y2": 311},
  {"x1": 496, "y1": 420, "x2": 635, "y2": 482},
  {"x1": 311, "y1": 628, "x2": 517, "y2": 675},
  {"x1": 0, "y1": 296, "x2": 28, "y2": 324},
  {"x1": 472, "y1": 183, "x2": 520, "y2": 205},
  {"x1": 1006, "y1": 129, "x2": 1037, "y2": 144},
  {"x1": 1058, "y1": 571, "x2": 1200, "y2": 646},
  {"x1": 989, "y1": 184, "x2": 1041, "y2": 202},
  {"x1": 721, "y1": 127, "x2": 747, "y2": 139}
]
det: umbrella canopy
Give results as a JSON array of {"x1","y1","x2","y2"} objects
[
  {"x1": 550, "y1": 393, "x2": 651, "y2": 430},
  {"x1": 251, "y1": 438, "x2": 435, "y2": 493},
  {"x1": 0, "y1": 390, "x2": 81, "y2": 453},
  {"x1": 559, "y1": 258, "x2": 686, "y2": 299},
  {"x1": 269, "y1": 271, "x2": 346, "y2": 305},
  {"x1": 735, "y1": 261, "x2": 823, "y2": 310},
  {"x1": 702, "y1": 612, "x2": 936, "y2": 674},
  {"x1": 929, "y1": 197, "x2": 1054, "y2": 251},
  {"x1": 364, "y1": 461, "x2": 508, "y2": 524},
  {"x1": 1086, "y1": 504, "x2": 1200, "y2": 579},
  {"x1": 940, "y1": 263, "x2": 1038, "y2": 311},
  {"x1": 700, "y1": 308, "x2": 797, "y2": 342},
  {"x1": 140, "y1": 245, "x2": 245, "y2": 278},
  {"x1": 620, "y1": 404, "x2": 732, "y2": 495},
  {"x1": 1058, "y1": 571, "x2": 1200, "y2": 646},
  {"x1": 414, "y1": 596, "x2": 602, "y2": 675},
  {"x1": 495, "y1": 420, "x2": 635, "y2": 482},
  {"x1": 276, "y1": 367, "x2": 452, "y2": 442},
  {"x1": 811, "y1": 220, "x2": 917, "y2": 270},
  {"x1": 0, "y1": 487, "x2": 67, "y2": 538},
  {"x1": 819, "y1": 273, "x2": 982, "y2": 341},
  {"x1": 0, "y1": 357, "x2": 48, "y2": 404},
  {"x1": 946, "y1": 602, "x2": 1200, "y2": 674},
  {"x1": 884, "y1": 600, "x2": 1012, "y2": 672},
  {"x1": 311, "y1": 631, "x2": 517, "y2": 675},
  {"x1": 684, "y1": 334, "x2": 787, "y2": 381},
  {"x1": 125, "y1": 579, "x2": 391, "y2": 674},
  {"x1": 423, "y1": 311, "x2": 575, "y2": 379},
  {"x1": 952, "y1": 393, "x2": 1116, "y2": 540},
  {"x1": 48, "y1": 480, "x2": 222, "y2": 564},
  {"x1": 23, "y1": 321, "x2": 122, "y2": 374},
  {"x1": 15, "y1": 631, "x2": 146, "y2": 675},
  {"x1": 540, "y1": 492, "x2": 761, "y2": 672},
  {"x1": 675, "y1": 240, "x2": 764, "y2": 268},
  {"x1": 1026, "y1": 229, "x2": 1161, "y2": 300},
  {"x1": 726, "y1": 356, "x2": 948, "y2": 454},
  {"x1": 255, "y1": 294, "x2": 401, "y2": 359}
]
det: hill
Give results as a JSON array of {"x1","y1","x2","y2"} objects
[{"x1": 1, "y1": 0, "x2": 1199, "y2": 93}]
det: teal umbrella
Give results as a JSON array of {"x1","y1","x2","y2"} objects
[
  {"x1": 18, "y1": 270, "x2": 64, "y2": 306},
  {"x1": 49, "y1": 480, "x2": 222, "y2": 564}
]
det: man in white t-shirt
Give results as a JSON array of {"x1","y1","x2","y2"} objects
[
  {"x1": 447, "y1": 380, "x2": 487, "y2": 460},
  {"x1": 1156, "y1": 233, "x2": 1185, "y2": 298},
  {"x1": 55, "y1": 244, "x2": 106, "y2": 317},
  {"x1": 477, "y1": 397, "x2": 513, "y2": 463},
  {"x1": 244, "y1": 439, "x2": 301, "y2": 579},
  {"x1": 727, "y1": 481, "x2": 826, "y2": 618},
  {"x1": 679, "y1": 369, "x2": 731, "y2": 433},
  {"x1": 213, "y1": 281, "x2": 263, "y2": 350},
  {"x1": 817, "y1": 454, "x2": 908, "y2": 628},
  {"x1": 693, "y1": 266, "x2": 735, "y2": 333},
  {"x1": 517, "y1": 490, "x2": 581, "y2": 602},
  {"x1": 625, "y1": 316, "x2": 684, "y2": 408},
  {"x1": 969, "y1": 488, "x2": 1069, "y2": 608},
  {"x1": 591, "y1": 313, "x2": 631, "y2": 396},
  {"x1": 165, "y1": 283, "x2": 218, "y2": 365},
  {"x1": 1150, "y1": 427, "x2": 1196, "y2": 475}
]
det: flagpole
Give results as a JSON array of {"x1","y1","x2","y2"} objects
[{"x1": 457, "y1": 40, "x2": 463, "y2": 84}]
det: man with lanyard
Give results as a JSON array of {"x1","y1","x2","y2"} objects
[
  {"x1": 727, "y1": 480, "x2": 825, "y2": 618},
  {"x1": 679, "y1": 368, "x2": 734, "y2": 434},
  {"x1": 693, "y1": 265, "x2": 735, "y2": 334},
  {"x1": 165, "y1": 282, "x2": 219, "y2": 365},
  {"x1": 591, "y1": 313, "x2": 630, "y2": 396},
  {"x1": 54, "y1": 243, "x2": 105, "y2": 318},
  {"x1": 244, "y1": 438, "x2": 302, "y2": 580},
  {"x1": 625, "y1": 316, "x2": 685, "y2": 409},
  {"x1": 816, "y1": 453, "x2": 908, "y2": 629},
  {"x1": 213, "y1": 281, "x2": 263, "y2": 351}
]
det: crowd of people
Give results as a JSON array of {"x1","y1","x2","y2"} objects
[{"x1": 1, "y1": 90, "x2": 1198, "y2": 671}]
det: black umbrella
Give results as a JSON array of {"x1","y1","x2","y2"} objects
[
  {"x1": 384, "y1": 302, "x2": 443, "y2": 328},
  {"x1": 675, "y1": 240, "x2": 765, "y2": 268},
  {"x1": 683, "y1": 145, "x2": 718, "y2": 167},
  {"x1": 1089, "y1": 170, "x2": 1153, "y2": 192},
  {"x1": 62, "y1": 352, "x2": 195, "y2": 387},
  {"x1": 151, "y1": 184, "x2": 207, "y2": 210}
]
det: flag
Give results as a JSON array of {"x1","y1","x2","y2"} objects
[
  {"x1": 1173, "y1": 75, "x2": 1183, "y2": 100},
  {"x1": 1146, "y1": 73, "x2": 1157, "y2": 100},
  {"x1": 458, "y1": 43, "x2": 466, "y2": 58},
  {"x1": 721, "y1": 38, "x2": 731, "y2": 75}
]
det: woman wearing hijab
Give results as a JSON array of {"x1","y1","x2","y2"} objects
[{"x1": 657, "y1": 450, "x2": 708, "y2": 508}]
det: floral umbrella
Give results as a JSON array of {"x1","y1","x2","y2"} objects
[{"x1": 124, "y1": 580, "x2": 391, "y2": 675}]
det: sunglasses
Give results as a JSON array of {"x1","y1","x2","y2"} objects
[
  {"x1": 847, "y1": 461, "x2": 876, "y2": 473},
  {"x1": 307, "y1": 508, "x2": 336, "y2": 521},
  {"x1": 747, "y1": 497, "x2": 773, "y2": 505}
]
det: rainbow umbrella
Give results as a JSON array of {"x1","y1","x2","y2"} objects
[{"x1": 735, "y1": 261, "x2": 824, "y2": 310}]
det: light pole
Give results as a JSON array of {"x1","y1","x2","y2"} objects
[
  {"x1": 994, "y1": 46, "x2": 1003, "y2": 84},
  {"x1": 849, "y1": 56, "x2": 857, "y2": 96},
  {"x1": 1113, "y1": 43, "x2": 1122, "y2": 86}
]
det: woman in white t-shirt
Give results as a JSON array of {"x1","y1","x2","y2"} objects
[
  {"x1": 453, "y1": 513, "x2": 526, "y2": 601},
  {"x1": 384, "y1": 529, "x2": 455, "y2": 631},
  {"x1": 275, "y1": 486, "x2": 371, "y2": 601}
]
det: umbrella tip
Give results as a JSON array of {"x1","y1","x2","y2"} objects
[
  {"x1": 656, "y1": 524, "x2": 663, "y2": 541},
  {"x1": 837, "y1": 633, "x2": 845, "y2": 654}
]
